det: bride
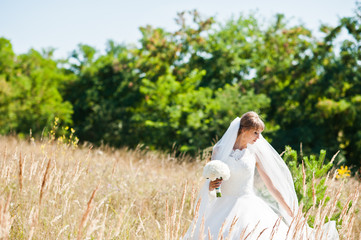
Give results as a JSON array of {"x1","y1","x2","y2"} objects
[{"x1": 182, "y1": 111, "x2": 339, "y2": 240}]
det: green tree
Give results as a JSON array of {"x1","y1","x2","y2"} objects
[
  {"x1": 0, "y1": 38, "x2": 73, "y2": 136},
  {"x1": 64, "y1": 42, "x2": 142, "y2": 146}
]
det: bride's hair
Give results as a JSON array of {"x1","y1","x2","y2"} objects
[{"x1": 237, "y1": 111, "x2": 265, "y2": 136}]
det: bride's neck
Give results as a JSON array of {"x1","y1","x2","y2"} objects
[{"x1": 233, "y1": 136, "x2": 247, "y2": 150}]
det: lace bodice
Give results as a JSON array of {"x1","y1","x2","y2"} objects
[{"x1": 220, "y1": 148, "x2": 256, "y2": 196}]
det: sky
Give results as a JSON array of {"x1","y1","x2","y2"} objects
[{"x1": 0, "y1": 0, "x2": 358, "y2": 59}]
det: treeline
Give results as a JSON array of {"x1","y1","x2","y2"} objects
[{"x1": 0, "y1": 6, "x2": 360, "y2": 168}]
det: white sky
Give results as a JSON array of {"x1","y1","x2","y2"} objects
[{"x1": 0, "y1": 0, "x2": 357, "y2": 59}]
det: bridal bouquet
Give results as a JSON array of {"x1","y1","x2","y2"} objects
[{"x1": 203, "y1": 160, "x2": 230, "y2": 197}]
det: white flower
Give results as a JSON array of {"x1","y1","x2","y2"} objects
[{"x1": 203, "y1": 160, "x2": 230, "y2": 181}]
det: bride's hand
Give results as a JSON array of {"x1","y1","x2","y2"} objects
[{"x1": 209, "y1": 179, "x2": 222, "y2": 191}]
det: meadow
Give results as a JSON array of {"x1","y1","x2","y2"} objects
[{"x1": 0, "y1": 136, "x2": 360, "y2": 239}]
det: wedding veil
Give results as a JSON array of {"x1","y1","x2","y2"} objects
[
  {"x1": 211, "y1": 117, "x2": 240, "y2": 161},
  {"x1": 247, "y1": 135, "x2": 298, "y2": 225}
]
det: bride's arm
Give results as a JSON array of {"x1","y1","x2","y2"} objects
[{"x1": 255, "y1": 162, "x2": 294, "y2": 217}]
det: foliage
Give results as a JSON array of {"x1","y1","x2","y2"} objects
[
  {"x1": 46, "y1": 117, "x2": 79, "y2": 148},
  {"x1": 64, "y1": 13, "x2": 270, "y2": 153},
  {"x1": 63, "y1": 42, "x2": 141, "y2": 146},
  {"x1": 255, "y1": 6, "x2": 361, "y2": 168},
  {"x1": 282, "y1": 146, "x2": 341, "y2": 227},
  {"x1": 1, "y1": 3, "x2": 361, "y2": 168},
  {"x1": 0, "y1": 38, "x2": 73, "y2": 137}
]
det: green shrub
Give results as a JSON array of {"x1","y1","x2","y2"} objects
[{"x1": 282, "y1": 146, "x2": 339, "y2": 226}]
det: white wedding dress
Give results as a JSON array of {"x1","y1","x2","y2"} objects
[
  {"x1": 183, "y1": 148, "x2": 290, "y2": 239},
  {"x1": 183, "y1": 117, "x2": 339, "y2": 240}
]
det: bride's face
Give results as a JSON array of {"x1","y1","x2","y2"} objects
[{"x1": 242, "y1": 128, "x2": 263, "y2": 145}]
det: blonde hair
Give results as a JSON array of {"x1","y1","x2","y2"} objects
[{"x1": 237, "y1": 111, "x2": 265, "y2": 136}]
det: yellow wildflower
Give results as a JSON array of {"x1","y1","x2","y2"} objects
[
  {"x1": 336, "y1": 166, "x2": 351, "y2": 179},
  {"x1": 54, "y1": 117, "x2": 59, "y2": 125}
]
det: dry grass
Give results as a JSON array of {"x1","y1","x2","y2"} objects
[{"x1": 0, "y1": 136, "x2": 359, "y2": 239}]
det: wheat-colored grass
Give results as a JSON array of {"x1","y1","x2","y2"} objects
[{"x1": 0, "y1": 136, "x2": 359, "y2": 239}]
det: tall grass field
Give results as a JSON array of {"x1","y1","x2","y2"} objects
[{"x1": 0, "y1": 136, "x2": 359, "y2": 239}]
